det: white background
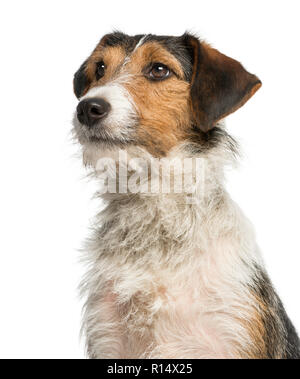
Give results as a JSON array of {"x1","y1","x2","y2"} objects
[{"x1": 0, "y1": 0, "x2": 299, "y2": 358}]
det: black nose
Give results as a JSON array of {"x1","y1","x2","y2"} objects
[{"x1": 77, "y1": 98, "x2": 111, "y2": 126}]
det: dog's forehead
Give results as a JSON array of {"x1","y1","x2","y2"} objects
[
  {"x1": 100, "y1": 32, "x2": 144, "y2": 53},
  {"x1": 100, "y1": 32, "x2": 184, "y2": 53},
  {"x1": 92, "y1": 32, "x2": 192, "y2": 78}
]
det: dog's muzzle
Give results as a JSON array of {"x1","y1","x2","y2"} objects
[{"x1": 76, "y1": 97, "x2": 111, "y2": 127}]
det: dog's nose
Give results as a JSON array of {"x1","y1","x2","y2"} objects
[{"x1": 77, "y1": 98, "x2": 111, "y2": 126}]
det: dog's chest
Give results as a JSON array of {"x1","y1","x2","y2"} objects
[{"x1": 99, "y1": 254, "x2": 250, "y2": 358}]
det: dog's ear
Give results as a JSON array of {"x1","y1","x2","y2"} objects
[
  {"x1": 73, "y1": 59, "x2": 91, "y2": 99},
  {"x1": 183, "y1": 34, "x2": 262, "y2": 132}
]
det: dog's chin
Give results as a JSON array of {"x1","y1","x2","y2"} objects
[
  {"x1": 72, "y1": 117, "x2": 136, "y2": 167},
  {"x1": 82, "y1": 134, "x2": 133, "y2": 148}
]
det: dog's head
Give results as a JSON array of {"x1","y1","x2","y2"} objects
[{"x1": 73, "y1": 32, "x2": 261, "y2": 157}]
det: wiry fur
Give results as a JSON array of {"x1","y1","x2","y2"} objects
[
  {"x1": 73, "y1": 32, "x2": 300, "y2": 359},
  {"x1": 78, "y1": 136, "x2": 299, "y2": 359}
]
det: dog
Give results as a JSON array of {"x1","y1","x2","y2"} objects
[{"x1": 72, "y1": 31, "x2": 300, "y2": 359}]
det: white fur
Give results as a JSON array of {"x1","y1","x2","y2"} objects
[
  {"x1": 82, "y1": 81, "x2": 137, "y2": 132},
  {"x1": 122, "y1": 35, "x2": 148, "y2": 68},
  {"x1": 133, "y1": 35, "x2": 148, "y2": 52},
  {"x1": 74, "y1": 78, "x2": 138, "y2": 145},
  {"x1": 79, "y1": 138, "x2": 265, "y2": 359}
]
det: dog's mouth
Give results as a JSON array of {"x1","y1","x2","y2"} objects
[{"x1": 72, "y1": 113, "x2": 137, "y2": 148}]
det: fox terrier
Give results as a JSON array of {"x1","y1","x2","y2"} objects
[{"x1": 72, "y1": 32, "x2": 300, "y2": 359}]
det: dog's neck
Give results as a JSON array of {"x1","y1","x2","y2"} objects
[{"x1": 84, "y1": 137, "x2": 239, "y2": 267}]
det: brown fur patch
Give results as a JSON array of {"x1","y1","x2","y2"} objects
[
  {"x1": 85, "y1": 45, "x2": 127, "y2": 88},
  {"x1": 243, "y1": 290, "x2": 283, "y2": 359},
  {"x1": 241, "y1": 300, "x2": 269, "y2": 358},
  {"x1": 123, "y1": 42, "x2": 191, "y2": 156},
  {"x1": 78, "y1": 41, "x2": 193, "y2": 156}
]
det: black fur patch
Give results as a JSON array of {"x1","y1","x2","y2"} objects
[
  {"x1": 252, "y1": 266, "x2": 300, "y2": 359},
  {"x1": 101, "y1": 31, "x2": 144, "y2": 55},
  {"x1": 73, "y1": 59, "x2": 90, "y2": 99},
  {"x1": 187, "y1": 125, "x2": 239, "y2": 156}
]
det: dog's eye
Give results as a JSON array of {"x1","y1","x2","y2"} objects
[
  {"x1": 96, "y1": 61, "x2": 106, "y2": 80},
  {"x1": 147, "y1": 63, "x2": 171, "y2": 80}
]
